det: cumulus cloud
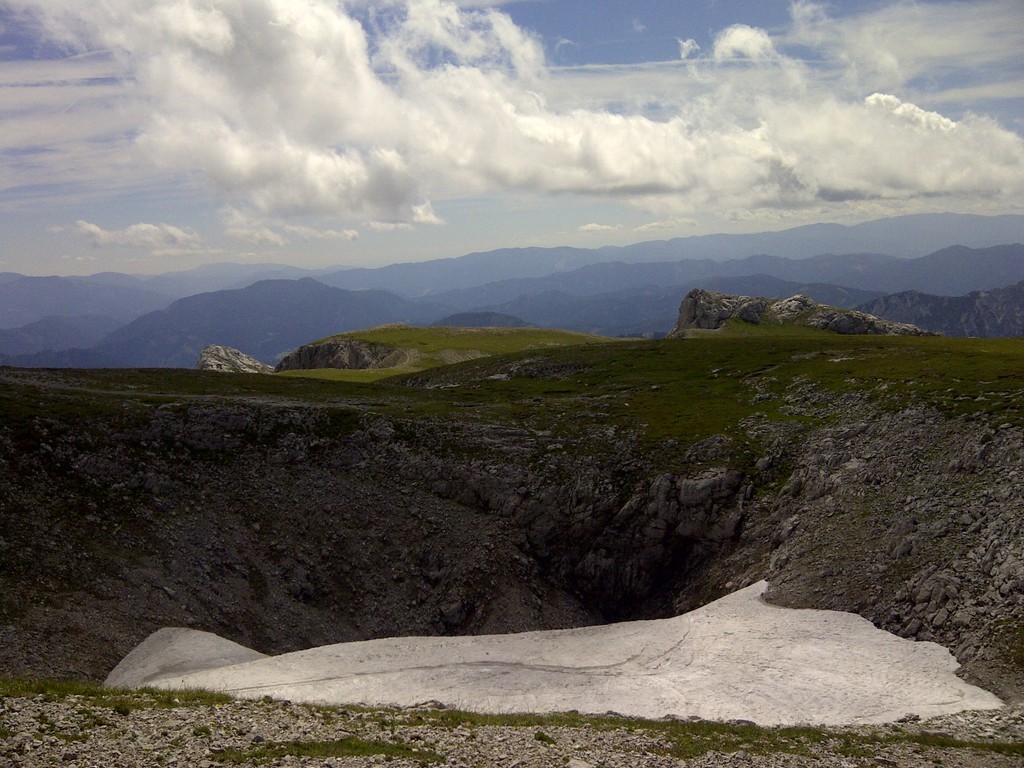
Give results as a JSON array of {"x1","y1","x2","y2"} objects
[
  {"x1": 578, "y1": 222, "x2": 621, "y2": 233},
  {"x1": 282, "y1": 224, "x2": 360, "y2": 241},
  {"x1": 222, "y1": 208, "x2": 285, "y2": 246},
  {"x1": 7, "y1": 0, "x2": 1024, "y2": 229},
  {"x1": 75, "y1": 220, "x2": 202, "y2": 249},
  {"x1": 634, "y1": 218, "x2": 696, "y2": 233},
  {"x1": 785, "y1": 0, "x2": 1024, "y2": 97},
  {"x1": 713, "y1": 25, "x2": 777, "y2": 61},
  {"x1": 677, "y1": 38, "x2": 700, "y2": 60}
]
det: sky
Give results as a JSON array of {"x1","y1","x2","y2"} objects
[{"x1": 1, "y1": 0, "x2": 1023, "y2": 276}]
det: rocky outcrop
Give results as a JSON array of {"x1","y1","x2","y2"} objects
[
  {"x1": 195, "y1": 344, "x2": 273, "y2": 374},
  {"x1": 275, "y1": 337, "x2": 402, "y2": 371},
  {"x1": 668, "y1": 289, "x2": 935, "y2": 337}
]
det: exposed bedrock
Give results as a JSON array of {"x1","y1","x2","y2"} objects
[
  {"x1": 194, "y1": 344, "x2": 273, "y2": 374},
  {"x1": 668, "y1": 288, "x2": 936, "y2": 337},
  {"x1": 1, "y1": 387, "x2": 1022, "y2": 702},
  {"x1": 274, "y1": 338, "x2": 401, "y2": 371}
]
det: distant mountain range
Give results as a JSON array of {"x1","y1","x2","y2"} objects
[
  {"x1": 0, "y1": 315, "x2": 125, "y2": 357},
  {"x1": 860, "y1": 281, "x2": 1024, "y2": 337},
  {"x1": 76, "y1": 279, "x2": 442, "y2": 368},
  {"x1": 314, "y1": 212, "x2": 1024, "y2": 295},
  {"x1": 2, "y1": 213, "x2": 1024, "y2": 366},
  {"x1": 0, "y1": 276, "x2": 170, "y2": 328}
]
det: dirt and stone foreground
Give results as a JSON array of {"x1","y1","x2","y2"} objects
[{"x1": 1, "y1": 692, "x2": 1023, "y2": 768}]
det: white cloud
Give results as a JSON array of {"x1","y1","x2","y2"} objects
[
  {"x1": 634, "y1": 218, "x2": 696, "y2": 233},
  {"x1": 713, "y1": 25, "x2": 777, "y2": 61},
  {"x1": 578, "y1": 222, "x2": 621, "y2": 233},
  {"x1": 222, "y1": 208, "x2": 285, "y2": 246},
  {"x1": 5, "y1": 0, "x2": 1024, "y2": 230},
  {"x1": 632, "y1": 19, "x2": 646, "y2": 34},
  {"x1": 282, "y1": 224, "x2": 360, "y2": 241},
  {"x1": 677, "y1": 38, "x2": 700, "y2": 60},
  {"x1": 75, "y1": 220, "x2": 202, "y2": 249},
  {"x1": 412, "y1": 201, "x2": 443, "y2": 225},
  {"x1": 783, "y1": 0, "x2": 1024, "y2": 106},
  {"x1": 368, "y1": 221, "x2": 413, "y2": 232}
]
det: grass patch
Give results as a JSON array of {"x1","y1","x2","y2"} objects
[
  {"x1": 277, "y1": 367, "x2": 416, "y2": 383},
  {"x1": 315, "y1": 324, "x2": 610, "y2": 354},
  {"x1": 0, "y1": 678, "x2": 233, "y2": 710},
  {"x1": 211, "y1": 736, "x2": 443, "y2": 764},
  {"x1": 398, "y1": 331, "x2": 1024, "y2": 453},
  {"x1": 2, "y1": 330, "x2": 1021, "y2": 481},
  {"x1": 280, "y1": 325, "x2": 617, "y2": 381},
  {"x1": 403, "y1": 708, "x2": 1024, "y2": 759}
]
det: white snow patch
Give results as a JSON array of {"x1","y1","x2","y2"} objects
[{"x1": 106, "y1": 581, "x2": 1002, "y2": 725}]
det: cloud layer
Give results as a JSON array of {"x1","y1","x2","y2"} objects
[
  {"x1": 75, "y1": 220, "x2": 201, "y2": 250},
  {"x1": 5, "y1": 0, "x2": 1024, "y2": 238}
]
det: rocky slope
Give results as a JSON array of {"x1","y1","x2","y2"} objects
[
  {"x1": 668, "y1": 288, "x2": 935, "y2": 337},
  {"x1": 859, "y1": 281, "x2": 1024, "y2": 337},
  {"x1": 2, "y1": 690, "x2": 1022, "y2": 768},
  {"x1": 1, "y1": 340, "x2": 1022, "y2": 706},
  {"x1": 275, "y1": 337, "x2": 404, "y2": 371},
  {"x1": 195, "y1": 345, "x2": 274, "y2": 374}
]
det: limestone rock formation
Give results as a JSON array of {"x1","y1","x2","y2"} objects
[
  {"x1": 668, "y1": 288, "x2": 935, "y2": 338},
  {"x1": 275, "y1": 337, "x2": 403, "y2": 372},
  {"x1": 195, "y1": 344, "x2": 273, "y2": 374}
]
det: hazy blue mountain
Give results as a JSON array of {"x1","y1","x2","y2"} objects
[
  {"x1": 317, "y1": 214, "x2": 1024, "y2": 297},
  {"x1": 698, "y1": 276, "x2": 884, "y2": 308},
  {"x1": 0, "y1": 272, "x2": 24, "y2": 285},
  {"x1": 844, "y1": 244, "x2": 1024, "y2": 295},
  {"x1": 859, "y1": 281, "x2": 1024, "y2": 337},
  {"x1": 432, "y1": 312, "x2": 532, "y2": 328},
  {"x1": 0, "y1": 276, "x2": 171, "y2": 329},
  {"x1": 0, "y1": 315, "x2": 125, "y2": 357},
  {"x1": 430, "y1": 253, "x2": 897, "y2": 310},
  {"x1": 80, "y1": 262, "x2": 329, "y2": 299},
  {"x1": 619, "y1": 213, "x2": 1024, "y2": 264},
  {"x1": 316, "y1": 246, "x2": 607, "y2": 296},
  {"x1": 481, "y1": 287, "x2": 683, "y2": 338},
  {"x1": 463, "y1": 277, "x2": 879, "y2": 338},
  {"x1": 432, "y1": 244, "x2": 1024, "y2": 310},
  {"x1": 82, "y1": 278, "x2": 445, "y2": 368}
]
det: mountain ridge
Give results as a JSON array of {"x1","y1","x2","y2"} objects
[{"x1": 860, "y1": 280, "x2": 1024, "y2": 337}]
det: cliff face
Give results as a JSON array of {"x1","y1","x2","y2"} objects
[
  {"x1": 275, "y1": 338, "x2": 403, "y2": 371},
  {"x1": 668, "y1": 289, "x2": 935, "y2": 337}
]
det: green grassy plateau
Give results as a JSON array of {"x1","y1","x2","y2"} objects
[
  {"x1": 276, "y1": 324, "x2": 616, "y2": 381},
  {"x1": 4, "y1": 324, "x2": 1022, "y2": 467}
]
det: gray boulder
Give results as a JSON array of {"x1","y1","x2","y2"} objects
[{"x1": 195, "y1": 344, "x2": 273, "y2": 374}]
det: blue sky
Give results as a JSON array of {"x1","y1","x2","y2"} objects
[{"x1": 1, "y1": 0, "x2": 1022, "y2": 275}]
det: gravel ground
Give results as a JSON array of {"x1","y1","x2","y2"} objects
[{"x1": 1, "y1": 692, "x2": 1022, "y2": 768}]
